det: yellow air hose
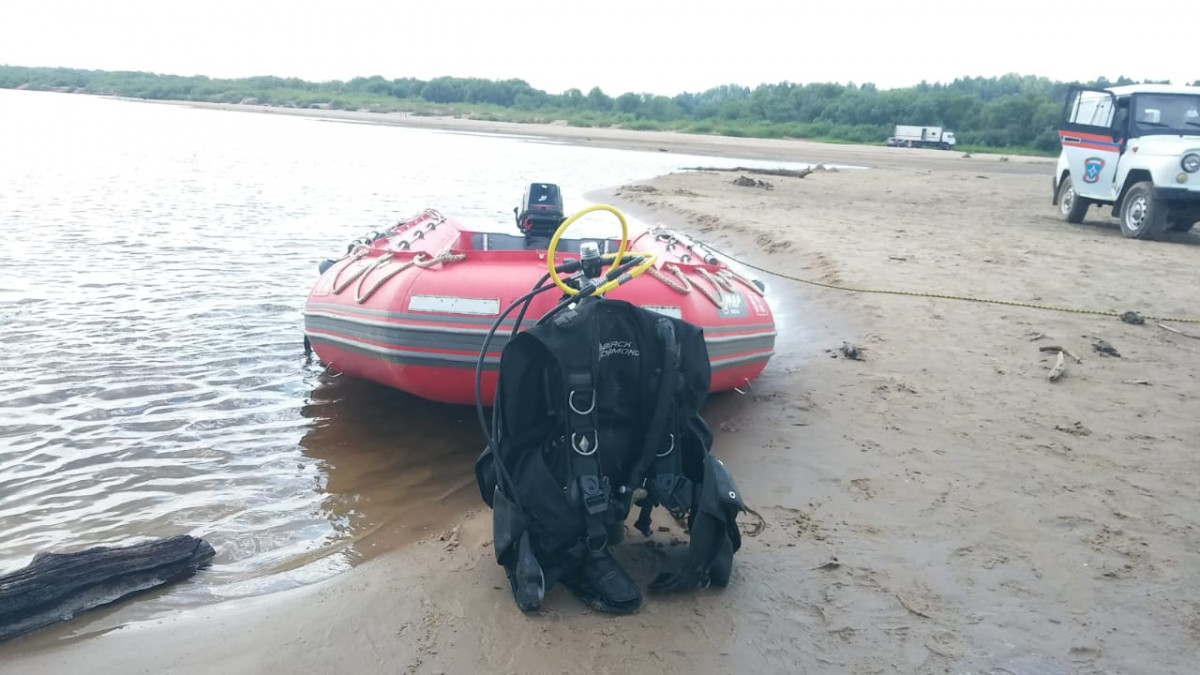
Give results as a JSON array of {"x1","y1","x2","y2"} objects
[{"x1": 547, "y1": 204, "x2": 656, "y2": 297}]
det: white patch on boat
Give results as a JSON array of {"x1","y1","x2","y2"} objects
[
  {"x1": 747, "y1": 293, "x2": 769, "y2": 316},
  {"x1": 408, "y1": 295, "x2": 500, "y2": 316},
  {"x1": 643, "y1": 305, "x2": 682, "y2": 320}
]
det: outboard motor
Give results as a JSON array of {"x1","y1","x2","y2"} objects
[{"x1": 514, "y1": 182, "x2": 566, "y2": 236}]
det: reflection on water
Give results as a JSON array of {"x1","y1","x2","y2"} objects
[
  {"x1": 0, "y1": 88, "x2": 821, "y2": 615},
  {"x1": 296, "y1": 369, "x2": 484, "y2": 563}
]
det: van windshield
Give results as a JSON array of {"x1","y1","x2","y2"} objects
[{"x1": 1132, "y1": 93, "x2": 1200, "y2": 136}]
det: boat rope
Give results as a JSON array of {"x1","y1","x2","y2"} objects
[
  {"x1": 688, "y1": 236, "x2": 1200, "y2": 325},
  {"x1": 413, "y1": 244, "x2": 466, "y2": 268},
  {"x1": 352, "y1": 245, "x2": 467, "y2": 304},
  {"x1": 381, "y1": 209, "x2": 447, "y2": 239},
  {"x1": 331, "y1": 249, "x2": 372, "y2": 295},
  {"x1": 355, "y1": 253, "x2": 421, "y2": 304},
  {"x1": 332, "y1": 209, "x2": 460, "y2": 300},
  {"x1": 691, "y1": 269, "x2": 725, "y2": 307},
  {"x1": 645, "y1": 263, "x2": 721, "y2": 307},
  {"x1": 718, "y1": 268, "x2": 766, "y2": 296},
  {"x1": 647, "y1": 264, "x2": 693, "y2": 294},
  {"x1": 697, "y1": 267, "x2": 735, "y2": 293}
]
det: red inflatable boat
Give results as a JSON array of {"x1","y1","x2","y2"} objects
[{"x1": 303, "y1": 186, "x2": 776, "y2": 406}]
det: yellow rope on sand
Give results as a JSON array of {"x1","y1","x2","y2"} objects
[{"x1": 697, "y1": 239, "x2": 1200, "y2": 325}]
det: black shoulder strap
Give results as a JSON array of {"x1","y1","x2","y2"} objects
[
  {"x1": 542, "y1": 300, "x2": 610, "y2": 554},
  {"x1": 631, "y1": 313, "x2": 712, "y2": 532},
  {"x1": 626, "y1": 316, "x2": 684, "y2": 533}
]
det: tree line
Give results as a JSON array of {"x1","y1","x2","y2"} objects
[{"x1": 2, "y1": 65, "x2": 1195, "y2": 153}]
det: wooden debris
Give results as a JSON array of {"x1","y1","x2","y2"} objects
[
  {"x1": 732, "y1": 175, "x2": 774, "y2": 190},
  {"x1": 1092, "y1": 339, "x2": 1121, "y2": 357},
  {"x1": 1040, "y1": 346, "x2": 1081, "y2": 367},
  {"x1": 0, "y1": 535, "x2": 215, "y2": 642},
  {"x1": 619, "y1": 184, "x2": 659, "y2": 194},
  {"x1": 1122, "y1": 380, "x2": 1152, "y2": 386},
  {"x1": 1047, "y1": 351, "x2": 1067, "y2": 382},
  {"x1": 686, "y1": 166, "x2": 815, "y2": 179},
  {"x1": 895, "y1": 592, "x2": 933, "y2": 619},
  {"x1": 1157, "y1": 322, "x2": 1200, "y2": 340}
]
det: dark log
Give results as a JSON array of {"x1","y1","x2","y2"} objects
[
  {"x1": 0, "y1": 535, "x2": 215, "y2": 642},
  {"x1": 683, "y1": 166, "x2": 816, "y2": 179}
]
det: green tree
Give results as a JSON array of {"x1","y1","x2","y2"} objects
[
  {"x1": 0, "y1": 64, "x2": 1176, "y2": 152},
  {"x1": 561, "y1": 88, "x2": 586, "y2": 109},
  {"x1": 586, "y1": 86, "x2": 613, "y2": 112},
  {"x1": 613, "y1": 92, "x2": 641, "y2": 115}
]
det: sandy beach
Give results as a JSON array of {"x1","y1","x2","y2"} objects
[
  {"x1": 4, "y1": 108, "x2": 1199, "y2": 675},
  {"x1": 129, "y1": 98, "x2": 1055, "y2": 173}
]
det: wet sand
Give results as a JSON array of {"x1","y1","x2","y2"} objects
[{"x1": 5, "y1": 112, "x2": 1200, "y2": 675}]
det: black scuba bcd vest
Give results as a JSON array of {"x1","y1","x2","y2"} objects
[{"x1": 474, "y1": 296, "x2": 747, "y2": 608}]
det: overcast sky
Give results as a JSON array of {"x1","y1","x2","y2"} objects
[{"x1": 2, "y1": 0, "x2": 1194, "y2": 95}]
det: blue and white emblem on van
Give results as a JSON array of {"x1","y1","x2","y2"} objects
[{"x1": 1083, "y1": 157, "x2": 1105, "y2": 183}]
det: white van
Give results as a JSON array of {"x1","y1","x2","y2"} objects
[{"x1": 1052, "y1": 84, "x2": 1200, "y2": 239}]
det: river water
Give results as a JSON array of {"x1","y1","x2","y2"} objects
[{"x1": 0, "y1": 89, "x2": 816, "y2": 610}]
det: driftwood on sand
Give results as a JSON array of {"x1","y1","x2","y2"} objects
[
  {"x1": 0, "y1": 535, "x2": 215, "y2": 642},
  {"x1": 683, "y1": 166, "x2": 820, "y2": 178},
  {"x1": 1158, "y1": 322, "x2": 1200, "y2": 340},
  {"x1": 1047, "y1": 351, "x2": 1067, "y2": 382}
]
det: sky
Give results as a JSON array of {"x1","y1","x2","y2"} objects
[{"x1": 2, "y1": 0, "x2": 1194, "y2": 96}]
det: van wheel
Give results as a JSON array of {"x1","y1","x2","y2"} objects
[
  {"x1": 1057, "y1": 176, "x2": 1089, "y2": 223},
  {"x1": 1119, "y1": 182, "x2": 1168, "y2": 240}
]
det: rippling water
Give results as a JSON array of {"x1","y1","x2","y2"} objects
[{"x1": 0, "y1": 89, "x2": 813, "y2": 606}]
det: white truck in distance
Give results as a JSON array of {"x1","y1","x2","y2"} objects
[
  {"x1": 887, "y1": 125, "x2": 957, "y2": 150},
  {"x1": 1053, "y1": 83, "x2": 1200, "y2": 239}
]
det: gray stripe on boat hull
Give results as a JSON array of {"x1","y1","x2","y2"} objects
[
  {"x1": 308, "y1": 333, "x2": 500, "y2": 369},
  {"x1": 306, "y1": 316, "x2": 513, "y2": 352},
  {"x1": 304, "y1": 315, "x2": 776, "y2": 359},
  {"x1": 308, "y1": 334, "x2": 773, "y2": 373},
  {"x1": 303, "y1": 302, "x2": 773, "y2": 334},
  {"x1": 710, "y1": 351, "x2": 776, "y2": 369}
]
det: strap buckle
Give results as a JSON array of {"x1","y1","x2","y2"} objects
[{"x1": 580, "y1": 475, "x2": 608, "y2": 515}]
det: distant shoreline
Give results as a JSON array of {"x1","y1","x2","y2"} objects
[{"x1": 118, "y1": 96, "x2": 1053, "y2": 172}]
